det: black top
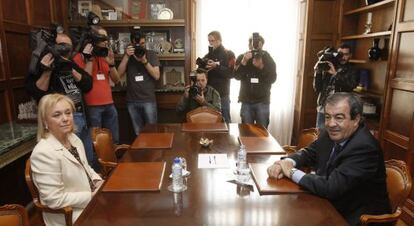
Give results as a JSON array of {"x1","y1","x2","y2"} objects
[
  {"x1": 126, "y1": 50, "x2": 160, "y2": 102},
  {"x1": 234, "y1": 51, "x2": 277, "y2": 103},
  {"x1": 204, "y1": 45, "x2": 235, "y2": 97},
  {"x1": 25, "y1": 60, "x2": 92, "y2": 113},
  {"x1": 289, "y1": 124, "x2": 391, "y2": 226},
  {"x1": 313, "y1": 63, "x2": 359, "y2": 110}
]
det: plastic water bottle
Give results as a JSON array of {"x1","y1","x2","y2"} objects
[
  {"x1": 237, "y1": 145, "x2": 247, "y2": 171},
  {"x1": 237, "y1": 145, "x2": 250, "y2": 183},
  {"x1": 172, "y1": 157, "x2": 184, "y2": 191}
]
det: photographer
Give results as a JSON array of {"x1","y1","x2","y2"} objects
[
  {"x1": 72, "y1": 25, "x2": 121, "y2": 144},
  {"x1": 201, "y1": 31, "x2": 235, "y2": 123},
  {"x1": 313, "y1": 43, "x2": 359, "y2": 129},
  {"x1": 25, "y1": 32, "x2": 97, "y2": 168},
  {"x1": 117, "y1": 30, "x2": 160, "y2": 136},
  {"x1": 176, "y1": 69, "x2": 221, "y2": 117},
  {"x1": 234, "y1": 33, "x2": 276, "y2": 129}
]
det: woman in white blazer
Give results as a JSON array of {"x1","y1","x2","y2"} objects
[{"x1": 30, "y1": 93, "x2": 102, "y2": 226}]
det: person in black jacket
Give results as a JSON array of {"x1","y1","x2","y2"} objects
[
  {"x1": 234, "y1": 34, "x2": 276, "y2": 128},
  {"x1": 25, "y1": 33, "x2": 96, "y2": 168},
  {"x1": 267, "y1": 92, "x2": 391, "y2": 226},
  {"x1": 313, "y1": 43, "x2": 359, "y2": 129},
  {"x1": 203, "y1": 31, "x2": 235, "y2": 123}
]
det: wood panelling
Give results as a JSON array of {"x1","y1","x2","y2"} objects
[
  {"x1": 396, "y1": 32, "x2": 414, "y2": 80},
  {"x1": 0, "y1": 37, "x2": 5, "y2": 80},
  {"x1": 29, "y1": 0, "x2": 51, "y2": 26},
  {"x1": 1, "y1": 0, "x2": 27, "y2": 23},
  {"x1": 402, "y1": 0, "x2": 414, "y2": 22},
  {"x1": 4, "y1": 32, "x2": 29, "y2": 79},
  {"x1": 388, "y1": 90, "x2": 414, "y2": 136},
  {"x1": 0, "y1": 90, "x2": 8, "y2": 124},
  {"x1": 312, "y1": 1, "x2": 338, "y2": 34}
]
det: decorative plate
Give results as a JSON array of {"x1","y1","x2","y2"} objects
[{"x1": 157, "y1": 8, "x2": 174, "y2": 20}]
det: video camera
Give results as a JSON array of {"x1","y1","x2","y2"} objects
[
  {"x1": 131, "y1": 27, "x2": 147, "y2": 58},
  {"x1": 188, "y1": 71, "x2": 201, "y2": 98},
  {"x1": 28, "y1": 23, "x2": 65, "y2": 74},
  {"x1": 70, "y1": 12, "x2": 109, "y2": 57},
  {"x1": 251, "y1": 32, "x2": 263, "y2": 59},
  {"x1": 195, "y1": 46, "x2": 214, "y2": 70},
  {"x1": 316, "y1": 47, "x2": 343, "y2": 71}
]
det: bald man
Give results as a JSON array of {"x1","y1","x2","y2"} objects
[{"x1": 25, "y1": 33, "x2": 97, "y2": 169}]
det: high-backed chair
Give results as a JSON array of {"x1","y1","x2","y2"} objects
[
  {"x1": 91, "y1": 127, "x2": 130, "y2": 178},
  {"x1": 0, "y1": 204, "x2": 29, "y2": 226},
  {"x1": 360, "y1": 159, "x2": 413, "y2": 226},
  {"x1": 283, "y1": 128, "x2": 319, "y2": 154},
  {"x1": 25, "y1": 159, "x2": 73, "y2": 226},
  {"x1": 186, "y1": 106, "x2": 223, "y2": 123}
]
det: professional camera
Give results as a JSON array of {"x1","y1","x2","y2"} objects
[
  {"x1": 188, "y1": 72, "x2": 201, "y2": 98},
  {"x1": 131, "y1": 28, "x2": 147, "y2": 57},
  {"x1": 28, "y1": 23, "x2": 65, "y2": 74},
  {"x1": 251, "y1": 32, "x2": 263, "y2": 59},
  {"x1": 70, "y1": 12, "x2": 108, "y2": 57},
  {"x1": 195, "y1": 57, "x2": 209, "y2": 69},
  {"x1": 316, "y1": 47, "x2": 343, "y2": 71}
]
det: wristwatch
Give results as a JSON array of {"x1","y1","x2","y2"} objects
[{"x1": 289, "y1": 168, "x2": 298, "y2": 178}]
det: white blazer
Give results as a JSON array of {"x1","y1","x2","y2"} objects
[{"x1": 30, "y1": 133, "x2": 102, "y2": 226}]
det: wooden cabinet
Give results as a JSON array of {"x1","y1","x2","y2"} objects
[
  {"x1": 338, "y1": 0, "x2": 397, "y2": 134},
  {"x1": 66, "y1": 0, "x2": 192, "y2": 89}
]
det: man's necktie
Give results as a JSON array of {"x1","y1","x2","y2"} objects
[{"x1": 328, "y1": 143, "x2": 342, "y2": 164}]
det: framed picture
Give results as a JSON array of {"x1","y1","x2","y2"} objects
[
  {"x1": 78, "y1": 0, "x2": 92, "y2": 17},
  {"x1": 162, "y1": 66, "x2": 185, "y2": 87},
  {"x1": 145, "y1": 31, "x2": 170, "y2": 53},
  {"x1": 129, "y1": 0, "x2": 147, "y2": 19}
]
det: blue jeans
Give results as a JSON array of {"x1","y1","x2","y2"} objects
[
  {"x1": 221, "y1": 95, "x2": 231, "y2": 123},
  {"x1": 127, "y1": 101, "x2": 157, "y2": 135},
  {"x1": 316, "y1": 111, "x2": 325, "y2": 129},
  {"x1": 87, "y1": 104, "x2": 119, "y2": 144},
  {"x1": 73, "y1": 112, "x2": 97, "y2": 169},
  {"x1": 240, "y1": 102, "x2": 270, "y2": 129}
]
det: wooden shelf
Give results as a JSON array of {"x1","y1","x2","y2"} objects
[
  {"x1": 349, "y1": 59, "x2": 368, "y2": 64},
  {"x1": 115, "y1": 53, "x2": 185, "y2": 61},
  {"x1": 341, "y1": 31, "x2": 391, "y2": 40},
  {"x1": 69, "y1": 19, "x2": 185, "y2": 27},
  {"x1": 353, "y1": 90, "x2": 383, "y2": 99},
  {"x1": 344, "y1": 0, "x2": 395, "y2": 16}
]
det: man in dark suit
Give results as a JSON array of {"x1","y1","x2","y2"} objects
[{"x1": 267, "y1": 92, "x2": 391, "y2": 226}]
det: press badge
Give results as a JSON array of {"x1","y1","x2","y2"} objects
[
  {"x1": 250, "y1": 78, "x2": 259, "y2": 84},
  {"x1": 96, "y1": 73, "x2": 105, "y2": 81},
  {"x1": 135, "y1": 75, "x2": 144, "y2": 82}
]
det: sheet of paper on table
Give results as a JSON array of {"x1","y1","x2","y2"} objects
[{"x1": 198, "y1": 153, "x2": 229, "y2": 168}]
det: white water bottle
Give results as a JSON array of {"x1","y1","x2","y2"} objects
[
  {"x1": 237, "y1": 144, "x2": 247, "y2": 171},
  {"x1": 172, "y1": 157, "x2": 184, "y2": 191}
]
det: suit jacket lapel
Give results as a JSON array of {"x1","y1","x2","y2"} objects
[{"x1": 45, "y1": 133, "x2": 81, "y2": 166}]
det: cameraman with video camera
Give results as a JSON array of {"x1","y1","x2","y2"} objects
[
  {"x1": 313, "y1": 43, "x2": 359, "y2": 129},
  {"x1": 25, "y1": 28, "x2": 97, "y2": 168},
  {"x1": 234, "y1": 33, "x2": 276, "y2": 129},
  {"x1": 117, "y1": 29, "x2": 160, "y2": 136},
  {"x1": 176, "y1": 68, "x2": 221, "y2": 118},
  {"x1": 73, "y1": 25, "x2": 121, "y2": 144}
]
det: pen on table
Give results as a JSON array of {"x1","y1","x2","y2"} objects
[
  {"x1": 213, "y1": 155, "x2": 216, "y2": 164},
  {"x1": 209, "y1": 156, "x2": 212, "y2": 164}
]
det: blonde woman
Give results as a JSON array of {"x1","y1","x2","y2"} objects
[{"x1": 30, "y1": 93, "x2": 102, "y2": 226}]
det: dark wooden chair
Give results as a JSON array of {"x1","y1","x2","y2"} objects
[
  {"x1": 91, "y1": 127, "x2": 130, "y2": 178},
  {"x1": 25, "y1": 159, "x2": 73, "y2": 226},
  {"x1": 0, "y1": 204, "x2": 29, "y2": 226},
  {"x1": 360, "y1": 159, "x2": 413, "y2": 226},
  {"x1": 186, "y1": 106, "x2": 223, "y2": 123},
  {"x1": 283, "y1": 128, "x2": 319, "y2": 154}
]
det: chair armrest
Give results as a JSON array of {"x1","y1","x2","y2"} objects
[
  {"x1": 33, "y1": 202, "x2": 73, "y2": 225},
  {"x1": 98, "y1": 159, "x2": 118, "y2": 168},
  {"x1": 360, "y1": 209, "x2": 401, "y2": 226},
  {"x1": 282, "y1": 145, "x2": 298, "y2": 155},
  {"x1": 113, "y1": 144, "x2": 130, "y2": 159}
]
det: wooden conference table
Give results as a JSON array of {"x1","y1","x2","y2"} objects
[{"x1": 74, "y1": 123, "x2": 347, "y2": 226}]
